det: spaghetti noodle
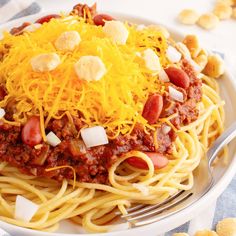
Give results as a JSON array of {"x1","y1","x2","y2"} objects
[{"x1": 0, "y1": 3, "x2": 225, "y2": 233}]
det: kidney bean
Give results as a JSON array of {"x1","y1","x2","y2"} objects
[
  {"x1": 10, "y1": 22, "x2": 31, "y2": 35},
  {"x1": 142, "y1": 94, "x2": 163, "y2": 124},
  {"x1": 35, "y1": 14, "x2": 61, "y2": 24},
  {"x1": 165, "y1": 67, "x2": 190, "y2": 89},
  {"x1": 93, "y1": 14, "x2": 114, "y2": 26},
  {"x1": 127, "y1": 152, "x2": 169, "y2": 170},
  {"x1": 21, "y1": 116, "x2": 42, "y2": 147}
]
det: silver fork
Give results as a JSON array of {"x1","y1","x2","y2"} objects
[{"x1": 121, "y1": 122, "x2": 236, "y2": 227}]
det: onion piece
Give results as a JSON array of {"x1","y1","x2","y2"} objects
[
  {"x1": 46, "y1": 131, "x2": 61, "y2": 147},
  {"x1": 197, "y1": 73, "x2": 204, "y2": 79},
  {"x1": 159, "y1": 69, "x2": 170, "y2": 82},
  {"x1": 162, "y1": 125, "x2": 171, "y2": 134},
  {"x1": 169, "y1": 86, "x2": 184, "y2": 102},
  {"x1": 132, "y1": 183, "x2": 149, "y2": 196},
  {"x1": 166, "y1": 45, "x2": 182, "y2": 63},
  {"x1": 81, "y1": 126, "x2": 109, "y2": 148},
  {"x1": 15, "y1": 196, "x2": 39, "y2": 222},
  {"x1": 175, "y1": 42, "x2": 191, "y2": 59},
  {"x1": 0, "y1": 108, "x2": 5, "y2": 119},
  {"x1": 187, "y1": 58, "x2": 201, "y2": 73}
]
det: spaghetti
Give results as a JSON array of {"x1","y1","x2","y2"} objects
[{"x1": 0, "y1": 3, "x2": 225, "y2": 233}]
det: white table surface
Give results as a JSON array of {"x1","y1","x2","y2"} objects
[{"x1": 37, "y1": 0, "x2": 236, "y2": 75}]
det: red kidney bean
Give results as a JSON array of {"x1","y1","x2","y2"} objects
[
  {"x1": 142, "y1": 94, "x2": 163, "y2": 124},
  {"x1": 127, "y1": 152, "x2": 169, "y2": 170},
  {"x1": 10, "y1": 22, "x2": 31, "y2": 35},
  {"x1": 21, "y1": 116, "x2": 42, "y2": 147},
  {"x1": 93, "y1": 14, "x2": 114, "y2": 26},
  {"x1": 165, "y1": 67, "x2": 190, "y2": 89},
  {"x1": 35, "y1": 14, "x2": 61, "y2": 24}
]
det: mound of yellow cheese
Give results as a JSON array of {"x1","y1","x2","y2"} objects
[{"x1": 0, "y1": 16, "x2": 167, "y2": 140}]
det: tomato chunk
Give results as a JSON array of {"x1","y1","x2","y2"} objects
[
  {"x1": 127, "y1": 152, "x2": 169, "y2": 170},
  {"x1": 21, "y1": 116, "x2": 42, "y2": 147},
  {"x1": 35, "y1": 14, "x2": 61, "y2": 24}
]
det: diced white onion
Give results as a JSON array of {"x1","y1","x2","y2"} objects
[
  {"x1": 169, "y1": 86, "x2": 184, "y2": 102},
  {"x1": 0, "y1": 108, "x2": 5, "y2": 119},
  {"x1": 175, "y1": 42, "x2": 191, "y2": 59},
  {"x1": 46, "y1": 131, "x2": 61, "y2": 147},
  {"x1": 108, "y1": 222, "x2": 130, "y2": 232},
  {"x1": 159, "y1": 69, "x2": 170, "y2": 82},
  {"x1": 166, "y1": 45, "x2": 182, "y2": 63},
  {"x1": 132, "y1": 183, "x2": 149, "y2": 196},
  {"x1": 15, "y1": 196, "x2": 39, "y2": 222},
  {"x1": 23, "y1": 23, "x2": 41, "y2": 32},
  {"x1": 81, "y1": 126, "x2": 109, "y2": 148},
  {"x1": 162, "y1": 125, "x2": 171, "y2": 134},
  {"x1": 197, "y1": 73, "x2": 204, "y2": 79},
  {"x1": 187, "y1": 58, "x2": 201, "y2": 73}
]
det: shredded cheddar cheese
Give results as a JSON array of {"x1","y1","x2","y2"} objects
[{"x1": 0, "y1": 16, "x2": 167, "y2": 137}]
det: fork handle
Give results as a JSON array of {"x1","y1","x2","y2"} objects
[{"x1": 207, "y1": 122, "x2": 236, "y2": 166}]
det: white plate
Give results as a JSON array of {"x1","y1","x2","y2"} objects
[{"x1": 0, "y1": 11, "x2": 236, "y2": 236}]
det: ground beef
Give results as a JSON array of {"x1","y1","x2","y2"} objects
[
  {"x1": 0, "y1": 120, "x2": 176, "y2": 184},
  {"x1": 182, "y1": 59, "x2": 202, "y2": 102},
  {"x1": 70, "y1": 3, "x2": 97, "y2": 20},
  {"x1": 161, "y1": 59, "x2": 202, "y2": 128}
]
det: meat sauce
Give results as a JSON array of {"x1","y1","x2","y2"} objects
[
  {"x1": 160, "y1": 59, "x2": 202, "y2": 128},
  {"x1": 0, "y1": 6, "x2": 202, "y2": 184},
  {"x1": 0, "y1": 60, "x2": 201, "y2": 184},
  {"x1": 0, "y1": 119, "x2": 172, "y2": 184}
]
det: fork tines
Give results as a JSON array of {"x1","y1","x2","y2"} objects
[{"x1": 122, "y1": 190, "x2": 193, "y2": 227}]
